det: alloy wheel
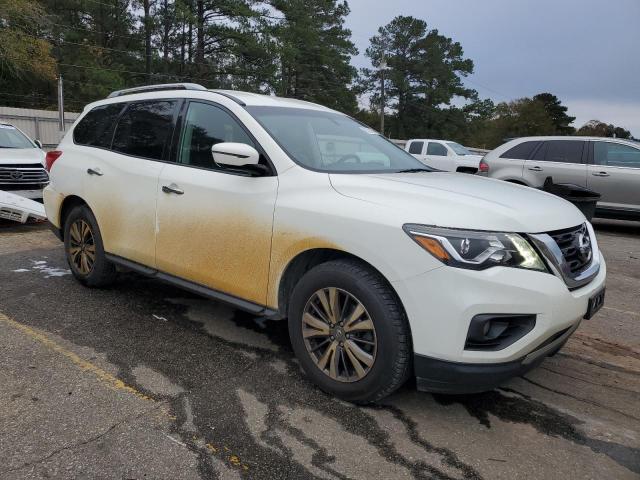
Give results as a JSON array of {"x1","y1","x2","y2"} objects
[
  {"x1": 302, "y1": 287, "x2": 377, "y2": 382},
  {"x1": 68, "y1": 219, "x2": 96, "y2": 275}
]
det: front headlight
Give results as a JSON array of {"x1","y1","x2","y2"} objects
[{"x1": 403, "y1": 224, "x2": 547, "y2": 272}]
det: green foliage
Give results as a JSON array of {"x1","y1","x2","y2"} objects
[
  {"x1": 359, "y1": 15, "x2": 477, "y2": 139},
  {"x1": 270, "y1": 0, "x2": 358, "y2": 112},
  {"x1": 0, "y1": 0, "x2": 57, "y2": 87},
  {"x1": 0, "y1": 4, "x2": 628, "y2": 144},
  {"x1": 469, "y1": 98, "x2": 555, "y2": 148},
  {"x1": 576, "y1": 120, "x2": 631, "y2": 139},
  {"x1": 533, "y1": 92, "x2": 575, "y2": 134}
]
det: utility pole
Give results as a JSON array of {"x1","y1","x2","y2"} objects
[
  {"x1": 57, "y1": 75, "x2": 65, "y2": 136},
  {"x1": 379, "y1": 53, "x2": 386, "y2": 135}
]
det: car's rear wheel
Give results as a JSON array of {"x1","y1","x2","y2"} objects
[
  {"x1": 288, "y1": 259, "x2": 411, "y2": 403},
  {"x1": 64, "y1": 205, "x2": 116, "y2": 287}
]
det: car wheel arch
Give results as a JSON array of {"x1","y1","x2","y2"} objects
[
  {"x1": 276, "y1": 248, "x2": 406, "y2": 321},
  {"x1": 59, "y1": 195, "x2": 89, "y2": 240}
]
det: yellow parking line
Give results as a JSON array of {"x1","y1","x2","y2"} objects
[
  {"x1": 0, "y1": 312, "x2": 252, "y2": 470},
  {"x1": 0, "y1": 311, "x2": 154, "y2": 402}
]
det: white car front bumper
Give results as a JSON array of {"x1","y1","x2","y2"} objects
[
  {"x1": 3, "y1": 188, "x2": 45, "y2": 200},
  {"x1": 392, "y1": 254, "x2": 606, "y2": 393}
]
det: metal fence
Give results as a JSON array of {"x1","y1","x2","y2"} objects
[{"x1": 0, "y1": 107, "x2": 79, "y2": 150}]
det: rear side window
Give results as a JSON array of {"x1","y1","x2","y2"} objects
[
  {"x1": 408, "y1": 141, "x2": 424, "y2": 154},
  {"x1": 73, "y1": 104, "x2": 124, "y2": 148},
  {"x1": 112, "y1": 101, "x2": 177, "y2": 160},
  {"x1": 500, "y1": 141, "x2": 540, "y2": 160},
  {"x1": 533, "y1": 140, "x2": 585, "y2": 164},
  {"x1": 427, "y1": 142, "x2": 447, "y2": 156}
]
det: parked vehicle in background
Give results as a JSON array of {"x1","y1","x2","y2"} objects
[
  {"x1": 44, "y1": 84, "x2": 606, "y2": 402},
  {"x1": 0, "y1": 123, "x2": 48, "y2": 201},
  {"x1": 0, "y1": 190, "x2": 46, "y2": 223},
  {"x1": 405, "y1": 139, "x2": 481, "y2": 173},
  {"x1": 480, "y1": 136, "x2": 640, "y2": 220}
]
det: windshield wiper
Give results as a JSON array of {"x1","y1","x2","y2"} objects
[{"x1": 397, "y1": 168, "x2": 432, "y2": 173}]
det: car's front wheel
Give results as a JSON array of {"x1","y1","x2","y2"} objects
[
  {"x1": 64, "y1": 205, "x2": 117, "y2": 287},
  {"x1": 288, "y1": 259, "x2": 411, "y2": 403}
]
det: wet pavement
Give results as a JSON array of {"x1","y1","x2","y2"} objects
[{"x1": 0, "y1": 220, "x2": 638, "y2": 479}]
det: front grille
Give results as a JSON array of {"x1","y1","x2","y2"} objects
[
  {"x1": 0, "y1": 165, "x2": 49, "y2": 185},
  {"x1": 0, "y1": 183, "x2": 47, "y2": 191},
  {"x1": 547, "y1": 224, "x2": 592, "y2": 275},
  {"x1": 0, "y1": 208, "x2": 24, "y2": 222}
]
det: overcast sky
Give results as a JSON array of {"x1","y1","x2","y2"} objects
[{"x1": 344, "y1": 0, "x2": 640, "y2": 136}]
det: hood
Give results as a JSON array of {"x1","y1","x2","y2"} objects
[
  {"x1": 329, "y1": 172, "x2": 585, "y2": 233},
  {"x1": 0, "y1": 148, "x2": 45, "y2": 166}
]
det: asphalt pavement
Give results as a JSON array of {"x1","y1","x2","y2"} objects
[{"x1": 0, "y1": 220, "x2": 638, "y2": 479}]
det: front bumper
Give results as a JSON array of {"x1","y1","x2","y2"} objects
[
  {"x1": 0, "y1": 188, "x2": 45, "y2": 200},
  {"x1": 391, "y1": 252, "x2": 606, "y2": 390},
  {"x1": 414, "y1": 320, "x2": 579, "y2": 394}
]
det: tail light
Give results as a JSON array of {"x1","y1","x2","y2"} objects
[
  {"x1": 45, "y1": 150, "x2": 63, "y2": 171},
  {"x1": 478, "y1": 158, "x2": 489, "y2": 173}
]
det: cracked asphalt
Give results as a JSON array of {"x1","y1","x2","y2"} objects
[{"x1": 0, "y1": 219, "x2": 639, "y2": 479}]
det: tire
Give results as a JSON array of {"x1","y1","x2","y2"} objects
[
  {"x1": 63, "y1": 205, "x2": 117, "y2": 288},
  {"x1": 288, "y1": 259, "x2": 412, "y2": 403}
]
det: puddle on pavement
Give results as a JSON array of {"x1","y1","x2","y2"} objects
[
  {"x1": 433, "y1": 388, "x2": 640, "y2": 475},
  {"x1": 10, "y1": 258, "x2": 70, "y2": 278}
]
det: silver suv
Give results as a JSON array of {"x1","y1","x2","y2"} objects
[{"x1": 480, "y1": 136, "x2": 640, "y2": 220}]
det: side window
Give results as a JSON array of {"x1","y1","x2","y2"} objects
[
  {"x1": 408, "y1": 141, "x2": 424, "y2": 155},
  {"x1": 178, "y1": 102, "x2": 255, "y2": 170},
  {"x1": 427, "y1": 142, "x2": 448, "y2": 156},
  {"x1": 112, "y1": 101, "x2": 177, "y2": 160},
  {"x1": 594, "y1": 142, "x2": 640, "y2": 168},
  {"x1": 500, "y1": 141, "x2": 541, "y2": 160},
  {"x1": 535, "y1": 140, "x2": 585, "y2": 164},
  {"x1": 73, "y1": 103, "x2": 124, "y2": 148}
]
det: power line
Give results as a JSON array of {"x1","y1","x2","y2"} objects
[{"x1": 463, "y1": 76, "x2": 512, "y2": 101}]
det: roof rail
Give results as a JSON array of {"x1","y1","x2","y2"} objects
[
  {"x1": 210, "y1": 90, "x2": 246, "y2": 106},
  {"x1": 107, "y1": 83, "x2": 207, "y2": 98}
]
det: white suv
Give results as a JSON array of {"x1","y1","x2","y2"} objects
[{"x1": 44, "y1": 84, "x2": 607, "y2": 402}]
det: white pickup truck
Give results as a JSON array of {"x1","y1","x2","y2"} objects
[{"x1": 405, "y1": 139, "x2": 482, "y2": 174}]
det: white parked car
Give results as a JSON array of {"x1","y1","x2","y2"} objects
[
  {"x1": 44, "y1": 84, "x2": 606, "y2": 402},
  {"x1": 405, "y1": 139, "x2": 482, "y2": 173},
  {"x1": 0, "y1": 123, "x2": 48, "y2": 200}
]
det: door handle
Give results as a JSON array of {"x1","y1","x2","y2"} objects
[
  {"x1": 592, "y1": 171, "x2": 610, "y2": 177},
  {"x1": 528, "y1": 166, "x2": 543, "y2": 172},
  {"x1": 162, "y1": 183, "x2": 184, "y2": 195},
  {"x1": 87, "y1": 168, "x2": 103, "y2": 176}
]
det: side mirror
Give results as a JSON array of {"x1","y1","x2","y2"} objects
[
  {"x1": 211, "y1": 142, "x2": 260, "y2": 167},
  {"x1": 34, "y1": 139, "x2": 42, "y2": 149}
]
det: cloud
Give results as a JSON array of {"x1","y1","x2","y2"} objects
[
  {"x1": 564, "y1": 99, "x2": 640, "y2": 137},
  {"x1": 345, "y1": 0, "x2": 640, "y2": 134}
]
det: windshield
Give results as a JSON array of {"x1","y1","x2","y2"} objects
[
  {"x1": 0, "y1": 124, "x2": 35, "y2": 148},
  {"x1": 446, "y1": 142, "x2": 472, "y2": 156},
  {"x1": 247, "y1": 106, "x2": 430, "y2": 173}
]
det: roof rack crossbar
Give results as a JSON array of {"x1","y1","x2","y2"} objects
[{"x1": 107, "y1": 83, "x2": 207, "y2": 98}]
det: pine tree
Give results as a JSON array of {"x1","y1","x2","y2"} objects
[
  {"x1": 270, "y1": 0, "x2": 358, "y2": 113},
  {"x1": 360, "y1": 15, "x2": 476, "y2": 139}
]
